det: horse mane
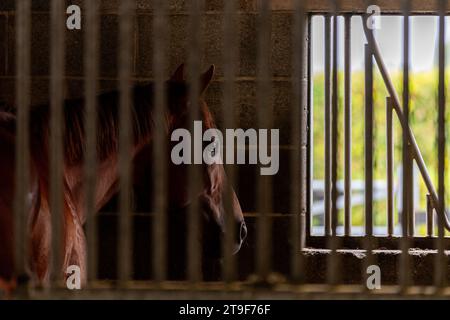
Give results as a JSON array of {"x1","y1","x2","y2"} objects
[
  {"x1": 0, "y1": 80, "x2": 212, "y2": 166},
  {"x1": 30, "y1": 83, "x2": 158, "y2": 165}
]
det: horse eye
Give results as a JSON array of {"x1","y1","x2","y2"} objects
[
  {"x1": 205, "y1": 140, "x2": 218, "y2": 157},
  {"x1": 212, "y1": 140, "x2": 220, "y2": 151},
  {"x1": 211, "y1": 142, "x2": 217, "y2": 152}
]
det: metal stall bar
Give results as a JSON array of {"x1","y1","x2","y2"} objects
[
  {"x1": 50, "y1": 0, "x2": 66, "y2": 287},
  {"x1": 84, "y1": 0, "x2": 100, "y2": 284},
  {"x1": 256, "y1": 0, "x2": 273, "y2": 281},
  {"x1": 118, "y1": 0, "x2": 134, "y2": 284},
  {"x1": 435, "y1": 0, "x2": 446, "y2": 290},
  {"x1": 187, "y1": 0, "x2": 203, "y2": 283},
  {"x1": 364, "y1": 43, "x2": 373, "y2": 239},
  {"x1": 327, "y1": 3, "x2": 340, "y2": 286},
  {"x1": 402, "y1": 0, "x2": 414, "y2": 237},
  {"x1": 330, "y1": 7, "x2": 339, "y2": 239},
  {"x1": 400, "y1": 0, "x2": 411, "y2": 291},
  {"x1": 344, "y1": 14, "x2": 352, "y2": 236},
  {"x1": 306, "y1": 15, "x2": 312, "y2": 239},
  {"x1": 363, "y1": 43, "x2": 374, "y2": 291},
  {"x1": 14, "y1": 0, "x2": 31, "y2": 286},
  {"x1": 386, "y1": 97, "x2": 394, "y2": 237},
  {"x1": 291, "y1": 0, "x2": 307, "y2": 283},
  {"x1": 324, "y1": 14, "x2": 332, "y2": 236},
  {"x1": 222, "y1": 0, "x2": 238, "y2": 282},
  {"x1": 152, "y1": 0, "x2": 168, "y2": 283},
  {"x1": 427, "y1": 194, "x2": 434, "y2": 237}
]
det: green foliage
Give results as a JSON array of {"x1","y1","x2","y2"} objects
[{"x1": 312, "y1": 68, "x2": 450, "y2": 234}]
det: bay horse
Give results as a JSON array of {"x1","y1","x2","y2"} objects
[{"x1": 0, "y1": 64, "x2": 246, "y2": 294}]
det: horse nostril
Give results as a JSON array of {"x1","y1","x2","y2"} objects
[{"x1": 240, "y1": 221, "x2": 247, "y2": 242}]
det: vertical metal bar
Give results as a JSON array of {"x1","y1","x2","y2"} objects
[
  {"x1": 187, "y1": 0, "x2": 203, "y2": 283},
  {"x1": 118, "y1": 0, "x2": 134, "y2": 284},
  {"x1": 435, "y1": 0, "x2": 446, "y2": 290},
  {"x1": 331, "y1": 13, "x2": 339, "y2": 237},
  {"x1": 363, "y1": 41, "x2": 375, "y2": 292},
  {"x1": 50, "y1": 0, "x2": 66, "y2": 286},
  {"x1": 14, "y1": 0, "x2": 31, "y2": 282},
  {"x1": 324, "y1": 14, "x2": 332, "y2": 236},
  {"x1": 222, "y1": 0, "x2": 237, "y2": 282},
  {"x1": 152, "y1": 0, "x2": 168, "y2": 283},
  {"x1": 256, "y1": 0, "x2": 272, "y2": 281},
  {"x1": 364, "y1": 43, "x2": 373, "y2": 238},
  {"x1": 344, "y1": 14, "x2": 352, "y2": 236},
  {"x1": 291, "y1": 0, "x2": 307, "y2": 283},
  {"x1": 399, "y1": 1, "x2": 411, "y2": 291},
  {"x1": 386, "y1": 97, "x2": 394, "y2": 237},
  {"x1": 327, "y1": 4, "x2": 340, "y2": 286},
  {"x1": 402, "y1": 1, "x2": 414, "y2": 238},
  {"x1": 84, "y1": 0, "x2": 99, "y2": 285},
  {"x1": 306, "y1": 16, "x2": 312, "y2": 238},
  {"x1": 426, "y1": 194, "x2": 434, "y2": 237}
]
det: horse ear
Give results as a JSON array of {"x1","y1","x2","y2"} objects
[
  {"x1": 170, "y1": 63, "x2": 185, "y2": 82},
  {"x1": 200, "y1": 65, "x2": 215, "y2": 94}
]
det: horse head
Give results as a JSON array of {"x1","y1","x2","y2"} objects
[
  {"x1": 131, "y1": 64, "x2": 246, "y2": 269},
  {"x1": 165, "y1": 64, "x2": 247, "y2": 259}
]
